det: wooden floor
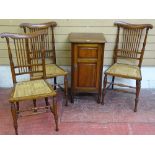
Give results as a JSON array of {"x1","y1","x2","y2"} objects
[{"x1": 0, "y1": 88, "x2": 155, "y2": 135}]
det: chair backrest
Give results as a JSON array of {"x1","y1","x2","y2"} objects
[
  {"x1": 0, "y1": 31, "x2": 47, "y2": 84},
  {"x1": 20, "y1": 22, "x2": 57, "y2": 64},
  {"x1": 113, "y1": 21, "x2": 153, "y2": 67}
]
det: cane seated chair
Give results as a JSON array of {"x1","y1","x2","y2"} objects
[
  {"x1": 102, "y1": 21, "x2": 153, "y2": 112},
  {"x1": 0, "y1": 31, "x2": 59, "y2": 134},
  {"x1": 20, "y1": 22, "x2": 68, "y2": 106}
]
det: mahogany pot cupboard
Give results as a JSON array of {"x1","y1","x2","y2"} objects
[{"x1": 69, "y1": 33, "x2": 106, "y2": 103}]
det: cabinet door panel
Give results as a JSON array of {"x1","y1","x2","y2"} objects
[
  {"x1": 78, "y1": 47, "x2": 98, "y2": 58},
  {"x1": 77, "y1": 63, "x2": 97, "y2": 88},
  {"x1": 73, "y1": 43, "x2": 103, "y2": 90}
]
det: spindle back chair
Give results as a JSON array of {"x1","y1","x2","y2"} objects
[
  {"x1": 20, "y1": 22, "x2": 57, "y2": 64},
  {"x1": 2, "y1": 32, "x2": 47, "y2": 83},
  {"x1": 0, "y1": 31, "x2": 59, "y2": 134},
  {"x1": 113, "y1": 21, "x2": 153, "y2": 67},
  {"x1": 20, "y1": 22, "x2": 68, "y2": 106},
  {"x1": 102, "y1": 21, "x2": 153, "y2": 112}
]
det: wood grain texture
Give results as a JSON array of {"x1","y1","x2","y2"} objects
[{"x1": 70, "y1": 33, "x2": 105, "y2": 103}]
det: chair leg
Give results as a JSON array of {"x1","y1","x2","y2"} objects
[
  {"x1": 52, "y1": 97, "x2": 59, "y2": 131},
  {"x1": 11, "y1": 103, "x2": 18, "y2": 135},
  {"x1": 16, "y1": 102, "x2": 19, "y2": 115},
  {"x1": 64, "y1": 75, "x2": 68, "y2": 106},
  {"x1": 97, "y1": 76, "x2": 102, "y2": 104},
  {"x1": 97, "y1": 90, "x2": 101, "y2": 104},
  {"x1": 33, "y1": 99, "x2": 37, "y2": 112},
  {"x1": 111, "y1": 76, "x2": 115, "y2": 89},
  {"x1": 54, "y1": 77, "x2": 57, "y2": 90},
  {"x1": 71, "y1": 89, "x2": 74, "y2": 104},
  {"x1": 101, "y1": 74, "x2": 107, "y2": 105},
  {"x1": 45, "y1": 97, "x2": 49, "y2": 110},
  {"x1": 134, "y1": 80, "x2": 141, "y2": 112}
]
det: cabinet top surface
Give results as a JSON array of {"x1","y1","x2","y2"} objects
[{"x1": 69, "y1": 33, "x2": 106, "y2": 43}]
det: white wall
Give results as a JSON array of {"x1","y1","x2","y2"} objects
[{"x1": 0, "y1": 66, "x2": 155, "y2": 89}]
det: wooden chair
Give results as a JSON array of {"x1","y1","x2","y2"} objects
[
  {"x1": 102, "y1": 21, "x2": 153, "y2": 112},
  {"x1": 20, "y1": 22, "x2": 68, "y2": 106},
  {"x1": 0, "y1": 31, "x2": 59, "y2": 134}
]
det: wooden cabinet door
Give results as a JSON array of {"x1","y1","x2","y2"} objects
[{"x1": 73, "y1": 44, "x2": 103, "y2": 91}]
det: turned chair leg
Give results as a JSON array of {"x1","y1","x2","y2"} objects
[
  {"x1": 11, "y1": 103, "x2": 18, "y2": 135},
  {"x1": 97, "y1": 77, "x2": 102, "y2": 104},
  {"x1": 52, "y1": 97, "x2": 59, "y2": 131},
  {"x1": 101, "y1": 74, "x2": 107, "y2": 105},
  {"x1": 111, "y1": 76, "x2": 115, "y2": 89},
  {"x1": 134, "y1": 80, "x2": 141, "y2": 112},
  {"x1": 71, "y1": 89, "x2": 74, "y2": 104},
  {"x1": 16, "y1": 102, "x2": 19, "y2": 115},
  {"x1": 97, "y1": 89, "x2": 102, "y2": 104},
  {"x1": 54, "y1": 77, "x2": 57, "y2": 90},
  {"x1": 45, "y1": 97, "x2": 49, "y2": 111},
  {"x1": 64, "y1": 75, "x2": 68, "y2": 106},
  {"x1": 33, "y1": 99, "x2": 37, "y2": 112}
]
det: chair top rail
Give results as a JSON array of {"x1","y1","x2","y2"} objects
[
  {"x1": 114, "y1": 21, "x2": 153, "y2": 29},
  {"x1": 0, "y1": 31, "x2": 47, "y2": 39},
  {"x1": 20, "y1": 21, "x2": 57, "y2": 29}
]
